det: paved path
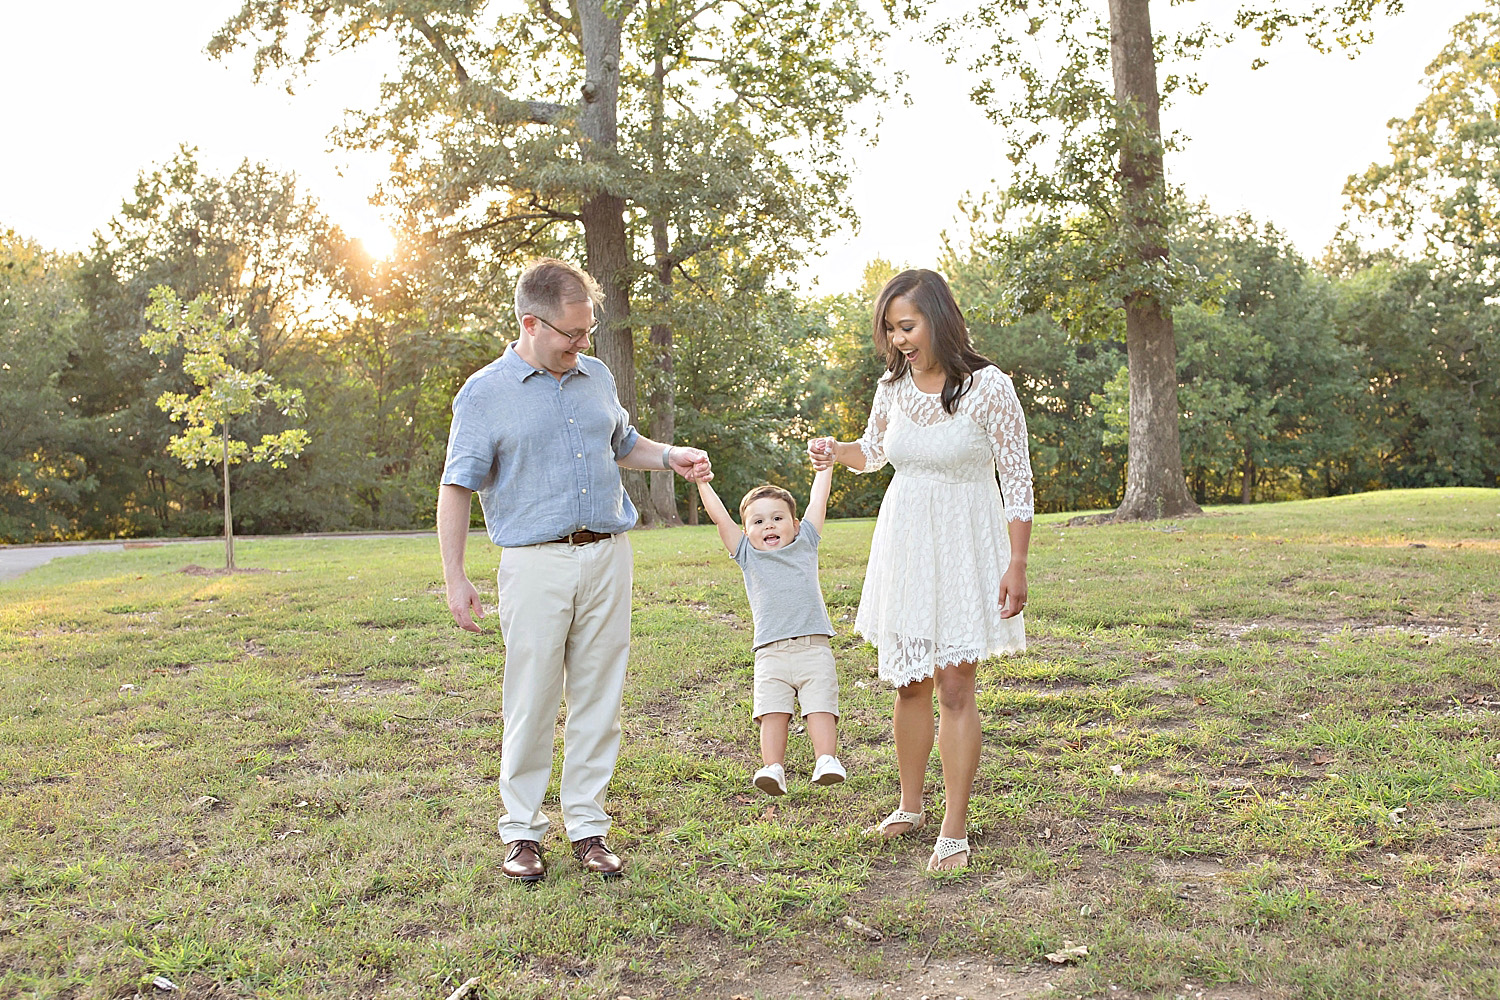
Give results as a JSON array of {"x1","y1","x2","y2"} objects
[
  {"x1": 0, "y1": 532, "x2": 444, "y2": 583},
  {"x1": 0, "y1": 542, "x2": 129, "y2": 581}
]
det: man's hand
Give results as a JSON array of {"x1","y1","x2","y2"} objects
[
  {"x1": 447, "y1": 576, "x2": 486, "y2": 633},
  {"x1": 669, "y1": 446, "x2": 713, "y2": 483}
]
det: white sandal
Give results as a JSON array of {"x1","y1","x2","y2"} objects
[
  {"x1": 868, "y1": 807, "x2": 926, "y2": 838},
  {"x1": 927, "y1": 835, "x2": 970, "y2": 871}
]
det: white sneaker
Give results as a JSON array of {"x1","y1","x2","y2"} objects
[
  {"x1": 753, "y1": 763, "x2": 787, "y2": 796},
  {"x1": 811, "y1": 755, "x2": 847, "y2": 786}
]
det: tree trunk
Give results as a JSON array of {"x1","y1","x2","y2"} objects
[
  {"x1": 646, "y1": 230, "x2": 681, "y2": 525},
  {"x1": 577, "y1": 0, "x2": 646, "y2": 520},
  {"x1": 1241, "y1": 449, "x2": 1255, "y2": 504},
  {"x1": 222, "y1": 420, "x2": 235, "y2": 570},
  {"x1": 645, "y1": 48, "x2": 681, "y2": 526},
  {"x1": 1107, "y1": 0, "x2": 1200, "y2": 521}
]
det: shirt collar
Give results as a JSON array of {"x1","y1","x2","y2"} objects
[{"x1": 500, "y1": 343, "x2": 592, "y2": 382}]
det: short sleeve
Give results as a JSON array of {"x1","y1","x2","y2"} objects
[
  {"x1": 441, "y1": 381, "x2": 500, "y2": 492},
  {"x1": 854, "y1": 377, "x2": 894, "y2": 474},
  {"x1": 603, "y1": 368, "x2": 640, "y2": 459},
  {"x1": 974, "y1": 368, "x2": 1034, "y2": 522}
]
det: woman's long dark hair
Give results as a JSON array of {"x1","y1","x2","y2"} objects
[{"x1": 873, "y1": 269, "x2": 994, "y2": 414}]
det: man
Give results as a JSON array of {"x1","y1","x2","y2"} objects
[{"x1": 438, "y1": 258, "x2": 711, "y2": 884}]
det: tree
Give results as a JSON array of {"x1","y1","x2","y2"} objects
[
  {"x1": 65, "y1": 150, "x2": 338, "y2": 537},
  {"x1": 1330, "y1": 255, "x2": 1500, "y2": 489},
  {"x1": 141, "y1": 287, "x2": 310, "y2": 568},
  {"x1": 1346, "y1": 2, "x2": 1500, "y2": 288},
  {"x1": 1171, "y1": 210, "x2": 1364, "y2": 503},
  {"x1": 0, "y1": 231, "x2": 90, "y2": 542},
  {"x1": 211, "y1": 0, "x2": 882, "y2": 524},
  {"x1": 949, "y1": 0, "x2": 1403, "y2": 520}
]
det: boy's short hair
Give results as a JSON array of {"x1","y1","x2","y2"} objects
[
  {"x1": 739, "y1": 484, "x2": 798, "y2": 522},
  {"x1": 514, "y1": 258, "x2": 604, "y2": 327}
]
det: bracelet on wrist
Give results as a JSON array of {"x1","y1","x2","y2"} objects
[{"x1": 661, "y1": 446, "x2": 675, "y2": 470}]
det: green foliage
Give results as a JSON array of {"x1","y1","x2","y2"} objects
[
  {"x1": 669, "y1": 265, "x2": 834, "y2": 513},
  {"x1": 0, "y1": 231, "x2": 90, "y2": 542},
  {"x1": 1330, "y1": 255, "x2": 1500, "y2": 489},
  {"x1": 64, "y1": 149, "x2": 338, "y2": 538},
  {"x1": 949, "y1": 251, "x2": 1130, "y2": 513},
  {"x1": 1345, "y1": 2, "x2": 1500, "y2": 286},
  {"x1": 141, "y1": 286, "x2": 309, "y2": 567},
  {"x1": 141, "y1": 286, "x2": 309, "y2": 472},
  {"x1": 812, "y1": 260, "x2": 900, "y2": 517}
]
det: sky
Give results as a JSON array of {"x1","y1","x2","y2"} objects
[{"x1": 0, "y1": 1, "x2": 1480, "y2": 295}]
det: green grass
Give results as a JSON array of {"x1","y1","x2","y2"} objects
[{"x1": 2, "y1": 487, "x2": 1498, "y2": 999}]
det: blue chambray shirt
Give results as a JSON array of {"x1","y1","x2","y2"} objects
[{"x1": 441, "y1": 345, "x2": 641, "y2": 547}]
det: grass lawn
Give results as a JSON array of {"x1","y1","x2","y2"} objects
[{"x1": 3, "y1": 487, "x2": 1498, "y2": 1000}]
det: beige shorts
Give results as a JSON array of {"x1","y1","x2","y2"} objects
[{"x1": 752, "y1": 634, "x2": 838, "y2": 720}]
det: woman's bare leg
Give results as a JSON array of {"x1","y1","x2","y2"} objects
[
  {"x1": 932, "y1": 660, "x2": 980, "y2": 868},
  {"x1": 886, "y1": 676, "x2": 935, "y2": 834}
]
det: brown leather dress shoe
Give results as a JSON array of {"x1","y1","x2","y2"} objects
[
  {"x1": 501, "y1": 839, "x2": 546, "y2": 884},
  {"x1": 572, "y1": 835, "x2": 624, "y2": 879}
]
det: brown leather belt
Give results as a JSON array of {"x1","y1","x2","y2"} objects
[{"x1": 545, "y1": 529, "x2": 613, "y2": 545}]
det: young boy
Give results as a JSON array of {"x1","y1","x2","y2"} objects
[{"x1": 697, "y1": 460, "x2": 845, "y2": 795}]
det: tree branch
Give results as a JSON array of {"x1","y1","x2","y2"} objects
[
  {"x1": 537, "y1": 0, "x2": 582, "y2": 45},
  {"x1": 451, "y1": 210, "x2": 578, "y2": 242},
  {"x1": 405, "y1": 12, "x2": 470, "y2": 84},
  {"x1": 405, "y1": 10, "x2": 569, "y2": 125}
]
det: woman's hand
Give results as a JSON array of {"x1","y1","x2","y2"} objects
[
  {"x1": 808, "y1": 437, "x2": 837, "y2": 471},
  {"x1": 997, "y1": 561, "x2": 1028, "y2": 619}
]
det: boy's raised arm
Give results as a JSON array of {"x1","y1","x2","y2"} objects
[
  {"x1": 697, "y1": 480, "x2": 744, "y2": 554},
  {"x1": 804, "y1": 464, "x2": 834, "y2": 533}
]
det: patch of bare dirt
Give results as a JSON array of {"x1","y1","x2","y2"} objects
[
  {"x1": 311, "y1": 675, "x2": 417, "y2": 700},
  {"x1": 177, "y1": 564, "x2": 271, "y2": 576},
  {"x1": 1192, "y1": 615, "x2": 1495, "y2": 645},
  {"x1": 683, "y1": 600, "x2": 749, "y2": 626}
]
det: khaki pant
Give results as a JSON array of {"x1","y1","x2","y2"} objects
[{"x1": 495, "y1": 534, "x2": 633, "y2": 843}]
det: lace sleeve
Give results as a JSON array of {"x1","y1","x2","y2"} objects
[
  {"x1": 976, "y1": 368, "x2": 1035, "y2": 521},
  {"x1": 853, "y1": 377, "x2": 893, "y2": 474}
]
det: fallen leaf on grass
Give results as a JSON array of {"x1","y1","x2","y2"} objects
[
  {"x1": 760, "y1": 804, "x2": 777, "y2": 820},
  {"x1": 152, "y1": 976, "x2": 178, "y2": 991},
  {"x1": 276, "y1": 829, "x2": 305, "y2": 840},
  {"x1": 1110, "y1": 764, "x2": 1123, "y2": 777},
  {"x1": 1045, "y1": 941, "x2": 1089, "y2": 964},
  {"x1": 1389, "y1": 807, "x2": 1407, "y2": 826},
  {"x1": 840, "y1": 915, "x2": 883, "y2": 941}
]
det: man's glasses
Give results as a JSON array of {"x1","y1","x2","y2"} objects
[{"x1": 532, "y1": 315, "x2": 597, "y2": 343}]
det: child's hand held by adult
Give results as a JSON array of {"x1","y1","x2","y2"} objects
[
  {"x1": 668, "y1": 446, "x2": 713, "y2": 483},
  {"x1": 807, "y1": 437, "x2": 836, "y2": 471}
]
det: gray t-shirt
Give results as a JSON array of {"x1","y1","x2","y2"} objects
[{"x1": 733, "y1": 520, "x2": 836, "y2": 649}]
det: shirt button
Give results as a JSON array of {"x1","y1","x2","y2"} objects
[
  {"x1": 581, "y1": 488, "x2": 587, "y2": 494},
  {"x1": 568, "y1": 418, "x2": 574, "y2": 424},
  {"x1": 576, "y1": 453, "x2": 582, "y2": 458}
]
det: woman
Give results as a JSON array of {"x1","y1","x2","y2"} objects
[{"x1": 810, "y1": 268, "x2": 1033, "y2": 871}]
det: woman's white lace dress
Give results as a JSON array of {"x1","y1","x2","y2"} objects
[{"x1": 853, "y1": 366, "x2": 1035, "y2": 688}]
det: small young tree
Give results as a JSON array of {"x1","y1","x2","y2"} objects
[{"x1": 141, "y1": 286, "x2": 309, "y2": 568}]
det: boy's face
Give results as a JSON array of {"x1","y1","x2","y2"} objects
[{"x1": 743, "y1": 496, "x2": 798, "y2": 551}]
